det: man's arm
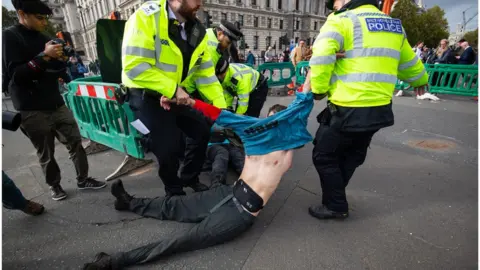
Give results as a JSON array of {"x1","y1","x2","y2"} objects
[
  {"x1": 292, "y1": 47, "x2": 298, "y2": 66},
  {"x1": 3, "y1": 30, "x2": 59, "y2": 87},
  {"x1": 397, "y1": 35, "x2": 428, "y2": 87},
  {"x1": 191, "y1": 48, "x2": 227, "y2": 108},
  {"x1": 121, "y1": 8, "x2": 178, "y2": 99},
  {"x1": 309, "y1": 16, "x2": 344, "y2": 95}
]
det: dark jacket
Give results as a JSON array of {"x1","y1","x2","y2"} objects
[
  {"x1": 2, "y1": 25, "x2": 67, "y2": 111},
  {"x1": 435, "y1": 48, "x2": 457, "y2": 64},
  {"x1": 458, "y1": 47, "x2": 476, "y2": 65}
]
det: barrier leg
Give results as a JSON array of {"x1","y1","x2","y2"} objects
[
  {"x1": 83, "y1": 140, "x2": 111, "y2": 155},
  {"x1": 105, "y1": 155, "x2": 153, "y2": 181}
]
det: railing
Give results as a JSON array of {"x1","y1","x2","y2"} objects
[
  {"x1": 257, "y1": 62, "x2": 295, "y2": 88},
  {"x1": 64, "y1": 76, "x2": 152, "y2": 181}
]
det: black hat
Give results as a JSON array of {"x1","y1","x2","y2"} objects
[
  {"x1": 12, "y1": 0, "x2": 52, "y2": 15},
  {"x1": 218, "y1": 20, "x2": 243, "y2": 41},
  {"x1": 215, "y1": 57, "x2": 229, "y2": 75},
  {"x1": 458, "y1": 38, "x2": 467, "y2": 43},
  {"x1": 325, "y1": 0, "x2": 335, "y2": 10}
]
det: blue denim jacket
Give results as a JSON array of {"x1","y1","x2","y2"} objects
[{"x1": 215, "y1": 92, "x2": 314, "y2": 155}]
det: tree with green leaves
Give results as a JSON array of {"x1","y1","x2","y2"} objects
[
  {"x1": 2, "y1": 6, "x2": 18, "y2": 29},
  {"x1": 391, "y1": 0, "x2": 449, "y2": 48},
  {"x1": 463, "y1": 28, "x2": 478, "y2": 48}
]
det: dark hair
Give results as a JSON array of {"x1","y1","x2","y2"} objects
[
  {"x1": 215, "y1": 57, "x2": 229, "y2": 75},
  {"x1": 268, "y1": 104, "x2": 287, "y2": 115},
  {"x1": 12, "y1": 0, "x2": 52, "y2": 15},
  {"x1": 458, "y1": 38, "x2": 466, "y2": 43}
]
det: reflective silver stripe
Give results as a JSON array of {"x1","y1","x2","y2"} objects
[
  {"x1": 237, "y1": 101, "x2": 248, "y2": 106},
  {"x1": 330, "y1": 73, "x2": 398, "y2": 84},
  {"x1": 238, "y1": 93, "x2": 249, "y2": 99},
  {"x1": 310, "y1": 55, "x2": 336, "y2": 65},
  {"x1": 404, "y1": 69, "x2": 426, "y2": 83},
  {"x1": 199, "y1": 60, "x2": 214, "y2": 70},
  {"x1": 356, "y1": 12, "x2": 391, "y2": 18},
  {"x1": 231, "y1": 65, "x2": 241, "y2": 73},
  {"x1": 233, "y1": 69, "x2": 253, "y2": 78},
  {"x1": 208, "y1": 40, "x2": 218, "y2": 47},
  {"x1": 398, "y1": 55, "x2": 419, "y2": 71},
  {"x1": 315, "y1": 31, "x2": 344, "y2": 50},
  {"x1": 157, "y1": 62, "x2": 177, "y2": 72},
  {"x1": 126, "y1": 62, "x2": 151, "y2": 80},
  {"x1": 346, "y1": 12, "x2": 363, "y2": 49},
  {"x1": 251, "y1": 71, "x2": 259, "y2": 89},
  {"x1": 196, "y1": 75, "x2": 218, "y2": 85},
  {"x1": 124, "y1": 46, "x2": 156, "y2": 58},
  {"x1": 345, "y1": 48, "x2": 400, "y2": 59}
]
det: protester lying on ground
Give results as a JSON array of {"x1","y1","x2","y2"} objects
[{"x1": 83, "y1": 88, "x2": 315, "y2": 270}]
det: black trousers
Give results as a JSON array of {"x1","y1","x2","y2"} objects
[
  {"x1": 206, "y1": 144, "x2": 245, "y2": 186},
  {"x1": 128, "y1": 92, "x2": 210, "y2": 194},
  {"x1": 112, "y1": 185, "x2": 255, "y2": 268},
  {"x1": 312, "y1": 123, "x2": 377, "y2": 213},
  {"x1": 245, "y1": 77, "x2": 269, "y2": 118}
]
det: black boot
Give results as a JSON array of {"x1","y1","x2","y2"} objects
[
  {"x1": 111, "y1": 180, "x2": 133, "y2": 211},
  {"x1": 83, "y1": 252, "x2": 113, "y2": 270},
  {"x1": 308, "y1": 205, "x2": 349, "y2": 220}
]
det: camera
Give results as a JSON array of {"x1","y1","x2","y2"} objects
[
  {"x1": 3, "y1": 111, "x2": 21, "y2": 131},
  {"x1": 51, "y1": 38, "x2": 75, "y2": 57}
]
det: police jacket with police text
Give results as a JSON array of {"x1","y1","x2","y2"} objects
[{"x1": 121, "y1": 0, "x2": 226, "y2": 108}]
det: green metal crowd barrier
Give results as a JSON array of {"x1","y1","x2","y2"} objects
[
  {"x1": 295, "y1": 61, "x2": 310, "y2": 85},
  {"x1": 64, "y1": 77, "x2": 152, "y2": 181},
  {"x1": 257, "y1": 62, "x2": 295, "y2": 87}
]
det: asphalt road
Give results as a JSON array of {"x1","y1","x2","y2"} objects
[{"x1": 2, "y1": 94, "x2": 478, "y2": 270}]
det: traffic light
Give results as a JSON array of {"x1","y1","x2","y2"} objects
[
  {"x1": 204, "y1": 11, "x2": 213, "y2": 28},
  {"x1": 239, "y1": 38, "x2": 245, "y2": 49}
]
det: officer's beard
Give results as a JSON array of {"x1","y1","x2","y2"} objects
[{"x1": 177, "y1": 0, "x2": 199, "y2": 21}]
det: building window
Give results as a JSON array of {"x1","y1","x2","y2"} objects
[
  {"x1": 254, "y1": 16, "x2": 258, "y2": 27},
  {"x1": 221, "y1": 13, "x2": 227, "y2": 21},
  {"x1": 278, "y1": 0, "x2": 282, "y2": 10},
  {"x1": 314, "y1": 21, "x2": 318, "y2": 30},
  {"x1": 295, "y1": 20, "x2": 300, "y2": 30},
  {"x1": 267, "y1": 18, "x2": 272, "y2": 28},
  {"x1": 239, "y1": 14, "x2": 244, "y2": 26},
  {"x1": 295, "y1": 0, "x2": 299, "y2": 10},
  {"x1": 251, "y1": 0, "x2": 256, "y2": 6},
  {"x1": 279, "y1": 19, "x2": 283, "y2": 29},
  {"x1": 266, "y1": 0, "x2": 270, "y2": 8},
  {"x1": 254, "y1": 36, "x2": 259, "y2": 49},
  {"x1": 266, "y1": 36, "x2": 272, "y2": 48}
]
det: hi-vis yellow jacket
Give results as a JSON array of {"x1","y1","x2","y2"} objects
[
  {"x1": 121, "y1": 0, "x2": 226, "y2": 108},
  {"x1": 221, "y1": 63, "x2": 260, "y2": 115},
  {"x1": 206, "y1": 28, "x2": 223, "y2": 68},
  {"x1": 310, "y1": 4, "x2": 428, "y2": 107}
]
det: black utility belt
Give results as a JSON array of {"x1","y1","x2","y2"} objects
[{"x1": 129, "y1": 88, "x2": 162, "y2": 100}]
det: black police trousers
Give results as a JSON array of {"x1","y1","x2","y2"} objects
[
  {"x1": 128, "y1": 91, "x2": 210, "y2": 194},
  {"x1": 206, "y1": 144, "x2": 245, "y2": 186},
  {"x1": 112, "y1": 185, "x2": 255, "y2": 268},
  {"x1": 312, "y1": 123, "x2": 377, "y2": 213},
  {"x1": 245, "y1": 76, "x2": 269, "y2": 118}
]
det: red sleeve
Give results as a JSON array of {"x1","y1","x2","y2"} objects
[{"x1": 193, "y1": 99, "x2": 221, "y2": 121}]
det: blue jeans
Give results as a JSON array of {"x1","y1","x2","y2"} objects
[{"x1": 2, "y1": 171, "x2": 27, "y2": 210}]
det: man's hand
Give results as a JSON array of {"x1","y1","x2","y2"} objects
[
  {"x1": 336, "y1": 51, "x2": 345, "y2": 59},
  {"x1": 44, "y1": 41, "x2": 63, "y2": 59},
  {"x1": 160, "y1": 96, "x2": 195, "y2": 111},
  {"x1": 175, "y1": 87, "x2": 190, "y2": 105},
  {"x1": 413, "y1": 84, "x2": 428, "y2": 96}
]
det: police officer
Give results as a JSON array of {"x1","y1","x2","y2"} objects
[
  {"x1": 122, "y1": 0, "x2": 226, "y2": 196},
  {"x1": 206, "y1": 20, "x2": 243, "y2": 67},
  {"x1": 215, "y1": 57, "x2": 268, "y2": 117},
  {"x1": 308, "y1": 0, "x2": 429, "y2": 219}
]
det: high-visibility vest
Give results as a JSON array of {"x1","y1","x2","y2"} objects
[
  {"x1": 121, "y1": 0, "x2": 226, "y2": 108},
  {"x1": 221, "y1": 63, "x2": 260, "y2": 115},
  {"x1": 206, "y1": 28, "x2": 222, "y2": 67},
  {"x1": 310, "y1": 4, "x2": 428, "y2": 107}
]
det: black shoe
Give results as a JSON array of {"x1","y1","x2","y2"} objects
[
  {"x1": 187, "y1": 182, "x2": 209, "y2": 192},
  {"x1": 50, "y1": 185, "x2": 67, "y2": 201},
  {"x1": 83, "y1": 252, "x2": 113, "y2": 270},
  {"x1": 111, "y1": 180, "x2": 133, "y2": 211},
  {"x1": 308, "y1": 205, "x2": 349, "y2": 220},
  {"x1": 78, "y1": 177, "x2": 107, "y2": 190},
  {"x1": 22, "y1": 200, "x2": 45, "y2": 216}
]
